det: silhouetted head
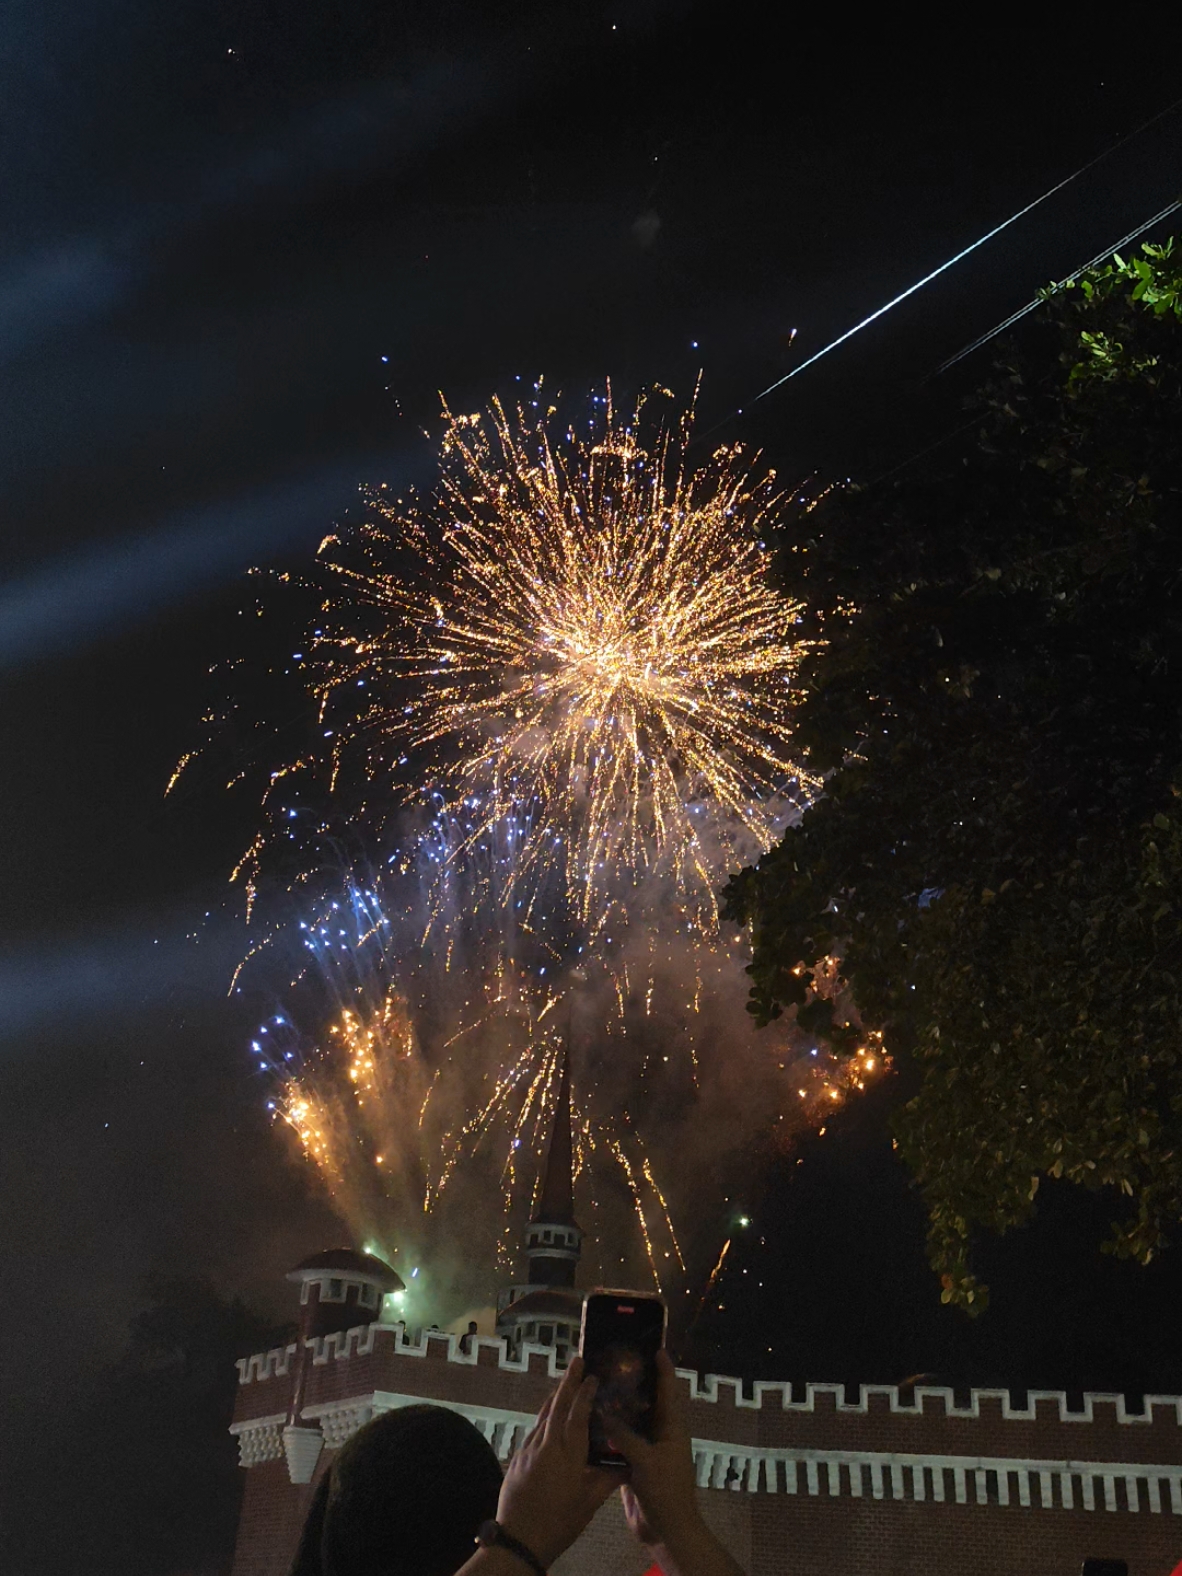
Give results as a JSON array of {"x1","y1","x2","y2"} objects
[{"x1": 290, "y1": 1404, "x2": 503, "y2": 1576}]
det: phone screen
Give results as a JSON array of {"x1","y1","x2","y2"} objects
[{"x1": 580, "y1": 1289, "x2": 666, "y2": 1468}]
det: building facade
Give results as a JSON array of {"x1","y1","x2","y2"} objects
[{"x1": 228, "y1": 1077, "x2": 1182, "y2": 1576}]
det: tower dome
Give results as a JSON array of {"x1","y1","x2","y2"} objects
[{"x1": 286, "y1": 1247, "x2": 404, "y2": 1340}]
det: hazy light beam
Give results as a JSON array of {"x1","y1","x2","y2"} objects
[{"x1": 0, "y1": 456, "x2": 407, "y2": 668}]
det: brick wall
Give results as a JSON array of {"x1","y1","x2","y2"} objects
[
  {"x1": 229, "y1": 1456, "x2": 326, "y2": 1576},
  {"x1": 748, "y1": 1490, "x2": 1180, "y2": 1576},
  {"x1": 553, "y1": 1487, "x2": 751, "y2": 1576},
  {"x1": 556, "y1": 1488, "x2": 1182, "y2": 1576},
  {"x1": 230, "y1": 1467, "x2": 1182, "y2": 1576}
]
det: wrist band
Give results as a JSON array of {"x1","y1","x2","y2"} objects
[{"x1": 475, "y1": 1519, "x2": 548, "y2": 1576}]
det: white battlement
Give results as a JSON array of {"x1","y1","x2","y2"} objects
[
  {"x1": 233, "y1": 1324, "x2": 1182, "y2": 1427},
  {"x1": 235, "y1": 1343, "x2": 297, "y2": 1384}
]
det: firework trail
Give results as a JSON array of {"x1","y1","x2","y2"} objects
[
  {"x1": 750, "y1": 93, "x2": 1182, "y2": 405},
  {"x1": 246, "y1": 885, "x2": 435, "y2": 1258},
  {"x1": 934, "y1": 196, "x2": 1182, "y2": 375}
]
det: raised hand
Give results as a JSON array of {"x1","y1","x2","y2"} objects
[
  {"x1": 608, "y1": 1351, "x2": 745, "y2": 1576},
  {"x1": 493, "y1": 1355, "x2": 617, "y2": 1569}
]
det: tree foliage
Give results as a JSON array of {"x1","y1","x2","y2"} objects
[
  {"x1": 725, "y1": 241, "x2": 1182, "y2": 1311},
  {"x1": 0, "y1": 1278, "x2": 281, "y2": 1576}
]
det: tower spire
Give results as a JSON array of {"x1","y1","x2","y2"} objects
[
  {"x1": 495, "y1": 1045, "x2": 585, "y2": 1356},
  {"x1": 533, "y1": 1049, "x2": 576, "y2": 1227}
]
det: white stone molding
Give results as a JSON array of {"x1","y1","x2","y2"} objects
[
  {"x1": 691, "y1": 1375, "x2": 1182, "y2": 1424},
  {"x1": 303, "y1": 1324, "x2": 567, "y2": 1376},
  {"x1": 238, "y1": 1387, "x2": 1182, "y2": 1516},
  {"x1": 301, "y1": 1391, "x2": 539, "y2": 1461},
  {"x1": 308, "y1": 1322, "x2": 382, "y2": 1365},
  {"x1": 229, "y1": 1411, "x2": 287, "y2": 1467},
  {"x1": 687, "y1": 1436, "x2": 1182, "y2": 1513},
  {"x1": 302, "y1": 1399, "x2": 376, "y2": 1450},
  {"x1": 283, "y1": 1424, "x2": 324, "y2": 1484}
]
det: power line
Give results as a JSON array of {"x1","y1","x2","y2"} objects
[
  {"x1": 866, "y1": 194, "x2": 1182, "y2": 487},
  {"x1": 933, "y1": 195, "x2": 1182, "y2": 375},
  {"x1": 746, "y1": 94, "x2": 1182, "y2": 406}
]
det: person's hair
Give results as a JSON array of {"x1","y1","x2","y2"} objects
[{"x1": 289, "y1": 1404, "x2": 503, "y2": 1576}]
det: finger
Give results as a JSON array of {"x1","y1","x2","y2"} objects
[
  {"x1": 584, "y1": 1466, "x2": 619, "y2": 1509},
  {"x1": 524, "y1": 1390, "x2": 556, "y2": 1448},
  {"x1": 566, "y1": 1374, "x2": 598, "y2": 1446},
  {"x1": 620, "y1": 1483, "x2": 638, "y2": 1518},
  {"x1": 536, "y1": 1390, "x2": 557, "y2": 1427},
  {"x1": 604, "y1": 1413, "x2": 647, "y2": 1464},
  {"x1": 652, "y1": 1348, "x2": 683, "y2": 1443},
  {"x1": 619, "y1": 1483, "x2": 648, "y2": 1540},
  {"x1": 544, "y1": 1354, "x2": 583, "y2": 1442}
]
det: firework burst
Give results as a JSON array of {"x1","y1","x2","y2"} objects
[{"x1": 257, "y1": 381, "x2": 815, "y2": 939}]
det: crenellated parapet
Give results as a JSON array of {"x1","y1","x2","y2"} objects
[
  {"x1": 228, "y1": 1229, "x2": 1182, "y2": 1576},
  {"x1": 229, "y1": 1320, "x2": 1182, "y2": 1521},
  {"x1": 234, "y1": 1323, "x2": 1182, "y2": 1422},
  {"x1": 235, "y1": 1345, "x2": 297, "y2": 1386},
  {"x1": 686, "y1": 1374, "x2": 1182, "y2": 1425}
]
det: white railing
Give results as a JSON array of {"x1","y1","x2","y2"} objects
[
  {"x1": 689, "y1": 1437, "x2": 1182, "y2": 1513},
  {"x1": 282, "y1": 1393, "x2": 1182, "y2": 1513}
]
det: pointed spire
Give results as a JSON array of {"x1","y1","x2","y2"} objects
[{"x1": 532, "y1": 1050, "x2": 576, "y2": 1226}]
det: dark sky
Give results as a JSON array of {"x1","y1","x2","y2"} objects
[{"x1": 3, "y1": 0, "x2": 1182, "y2": 1519}]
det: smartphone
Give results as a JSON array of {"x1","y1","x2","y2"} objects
[{"x1": 579, "y1": 1288, "x2": 667, "y2": 1468}]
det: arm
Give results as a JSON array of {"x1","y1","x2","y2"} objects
[
  {"x1": 609, "y1": 1351, "x2": 745, "y2": 1576},
  {"x1": 624, "y1": 1512, "x2": 745, "y2": 1576},
  {"x1": 454, "y1": 1356, "x2": 617, "y2": 1576}
]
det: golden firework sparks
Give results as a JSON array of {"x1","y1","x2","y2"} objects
[
  {"x1": 270, "y1": 980, "x2": 434, "y2": 1249},
  {"x1": 289, "y1": 381, "x2": 815, "y2": 936}
]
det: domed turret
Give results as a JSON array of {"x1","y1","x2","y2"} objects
[
  {"x1": 279, "y1": 1247, "x2": 403, "y2": 1483},
  {"x1": 286, "y1": 1247, "x2": 404, "y2": 1341}
]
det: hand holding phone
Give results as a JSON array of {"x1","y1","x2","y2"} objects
[{"x1": 610, "y1": 1347, "x2": 748, "y2": 1576}]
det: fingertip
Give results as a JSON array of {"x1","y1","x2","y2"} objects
[
  {"x1": 604, "y1": 1417, "x2": 640, "y2": 1457},
  {"x1": 557, "y1": 1354, "x2": 582, "y2": 1392}
]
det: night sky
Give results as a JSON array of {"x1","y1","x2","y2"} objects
[{"x1": 4, "y1": 3, "x2": 1182, "y2": 1545}]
